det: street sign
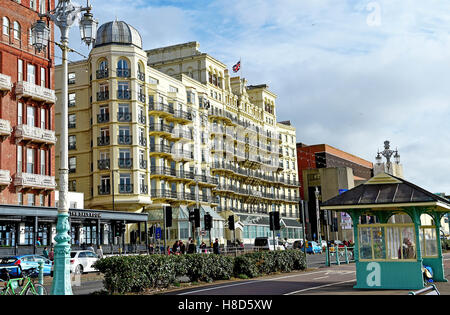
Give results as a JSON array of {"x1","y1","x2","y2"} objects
[{"x1": 155, "y1": 227, "x2": 162, "y2": 240}]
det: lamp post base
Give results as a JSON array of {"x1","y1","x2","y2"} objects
[{"x1": 51, "y1": 212, "x2": 73, "y2": 295}]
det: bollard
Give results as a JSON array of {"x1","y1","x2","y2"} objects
[
  {"x1": 325, "y1": 246, "x2": 330, "y2": 267},
  {"x1": 38, "y1": 260, "x2": 44, "y2": 295},
  {"x1": 335, "y1": 247, "x2": 340, "y2": 265},
  {"x1": 344, "y1": 246, "x2": 349, "y2": 264}
]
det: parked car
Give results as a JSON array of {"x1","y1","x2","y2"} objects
[
  {"x1": 70, "y1": 250, "x2": 99, "y2": 274},
  {"x1": 306, "y1": 241, "x2": 322, "y2": 254},
  {"x1": 0, "y1": 255, "x2": 53, "y2": 277},
  {"x1": 254, "y1": 237, "x2": 285, "y2": 251}
]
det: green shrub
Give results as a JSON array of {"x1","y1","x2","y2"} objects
[{"x1": 94, "y1": 250, "x2": 306, "y2": 294}]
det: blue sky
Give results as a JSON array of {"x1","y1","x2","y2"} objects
[{"x1": 61, "y1": 0, "x2": 450, "y2": 193}]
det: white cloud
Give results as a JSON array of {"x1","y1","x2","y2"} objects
[{"x1": 61, "y1": 0, "x2": 450, "y2": 193}]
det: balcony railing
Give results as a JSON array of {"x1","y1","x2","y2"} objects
[
  {"x1": 14, "y1": 124, "x2": 56, "y2": 145},
  {"x1": 138, "y1": 93, "x2": 146, "y2": 103},
  {"x1": 118, "y1": 135, "x2": 132, "y2": 145},
  {"x1": 139, "y1": 159, "x2": 147, "y2": 169},
  {"x1": 14, "y1": 173, "x2": 56, "y2": 190},
  {"x1": 118, "y1": 158, "x2": 133, "y2": 169},
  {"x1": 137, "y1": 72, "x2": 145, "y2": 82},
  {"x1": 117, "y1": 111, "x2": 131, "y2": 122},
  {"x1": 117, "y1": 90, "x2": 131, "y2": 100},
  {"x1": 139, "y1": 136, "x2": 147, "y2": 146},
  {"x1": 0, "y1": 170, "x2": 12, "y2": 186},
  {"x1": 150, "y1": 166, "x2": 177, "y2": 177},
  {"x1": 119, "y1": 184, "x2": 133, "y2": 194},
  {"x1": 97, "y1": 136, "x2": 110, "y2": 146},
  {"x1": 15, "y1": 81, "x2": 56, "y2": 104},
  {"x1": 97, "y1": 159, "x2": 110, "y2": 170},
  {"x1": 96, "y1": 69, "x2": 108, "y2": 79},
  {"x1": 116, "y1": 68, "x2": 130, "y2": 78},
  {"x1": 97, "y1": 91, "x2": 109, "y2": 101},
  {"x1": 97, "y1": 113, "x2": 110, "y2": 123},
  {"x1": 140, "y1": 184, "x2": 148, "y2": 194},
  {"x1": 0, "y1": 119, "x2": 12, "y2": 139},
  {"x1": 151, "y1": 189, "x2": 177, "y2": 199},
  {"x1": 150, "y1": 144, "x2": 172, "y2": 154},
  {"x1": 149, "y1": 123, "x2": 173, "y2": 133},
  {"x1": 0, "y1": 73, "x2": 13, "y2": 92},
  {"x1": 98, "y1": 185, "x2": 110, "y2": 195}
]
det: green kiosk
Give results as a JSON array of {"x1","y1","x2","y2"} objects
[{"x1": 321, "y1": 173, "x2": 450, "y2": 290}]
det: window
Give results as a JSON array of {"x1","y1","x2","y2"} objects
[
  {"x1": 40, "y1": 149, "x2": 46, "y2": 175},
  {"x1": 27, "y1": 193, "x2": 35, "y2": 206},
  {"x1": 68, "y1": 114, "x2": 76, "y2": 128},
  {"x1": 69, "y1": 156, "x2": 76, "y2": 173},
  {"x1": 18, "y1": 59, "x2": 23, "y2": 81},
  {"x1": 40, "y1": 108, "x2": 46, "y2": 129},
  {"x1": 27, "y1": 63, "x2": 36, "y2": 83},
  {"x1": 39, "y1": 0, "x2": 46, "y2": 14},
  {"x1": 30, "y1": 0, "x2": 36, "y2": 10},
  {"x1": 68, "y1": 135, "x2": 76, "y2": 150},
  {"x1": 13, "y1": 21, "x2": 21, "y2": 40},
  {"x1": 17, "y1": 102, "x2": 23, "y2": 124},
  {"x1": 27, "y1": 148, "x2": 35, "y2": 173},
  {"x1": 149, "y1": 77, "x2": 158, "y2": 84},
  {"x1": 17, "y1": 146, "x2": 22, "y2": 173},
  {"x1": 68, "y1": 72, "x2": 75, "y2": 84},
  {"x1": 2, "y1": 17, "x2": 9, "y2": 36},
  {"x1": 68, "y1": 93, "x2": 75, "y2": 107},
  {"x1": 40, "y1": 67, "x2": 46, "y2": 87},
  {"x1": 169, "y1": 85, "x2": 178, "y2": 93}
]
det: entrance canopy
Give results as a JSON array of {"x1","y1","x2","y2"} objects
[{"x1": 321, "y1": 173, "x2": 450, "y2": 290}]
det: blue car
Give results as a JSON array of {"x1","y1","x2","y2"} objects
[
  {"x1": 306, "y1": 241, "x2": 322, "y2": 254},
  {"x1": 0, "y1": 255, "x2": 53, "y2": 277}
]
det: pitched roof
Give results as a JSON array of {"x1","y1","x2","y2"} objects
[{"x1": 321, "y1": 173, "x2": 450, "y2": 211}]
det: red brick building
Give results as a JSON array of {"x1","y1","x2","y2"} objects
[{"x1": 0, "y1": 0, "x2": 56, "y2": 206}]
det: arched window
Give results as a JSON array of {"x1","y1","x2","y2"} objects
[
  {"x1": 99, "y1": 59, "x2": 108, "y2": 70},
  {"x1": 2, "y1": 17, "x2": 9, "y2": 36},
  {"x1": 13, "y1": 21, "x2": 21, "y2": 40}
]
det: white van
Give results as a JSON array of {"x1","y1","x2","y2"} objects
[{"x1": 254, "y1": 237, "x2": 285, "y2": 251}]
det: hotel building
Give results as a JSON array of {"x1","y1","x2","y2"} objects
[{"x1": 55, "y1": 20, "x2": 302, "y2": 245}]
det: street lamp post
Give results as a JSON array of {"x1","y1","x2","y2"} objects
[
  {"x1": 32, "y1": 0, "x2": 97, "y2": 295},
  {"x1": 315, "y1": 186, "x2": 321, "y2": 244}
]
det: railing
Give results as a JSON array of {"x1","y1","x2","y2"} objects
[
  {"x1": 118, "y1": 158, "x2": 133, "y2": 169},
  {"x1": 137, "y1": 72, "x2": 145, "y2": 82},
  {"x1": 96, "y1": 69, "x2": 108, "y2": 79},
  {"x1": 117, "y1": 111, "x2": 131, "y2": 122},
  {"x1": 98, "y1": 185, "x2": 110, "y2": 195},
  {"x1": 14, "y1": 173, "x2": 56, "y2": 190},
  {"x1": 14, "y1": 124, "x2": 56, "y2": 145},
  {"x1": 117, "y1": 90, "x2": 131, "y2": 100},
  {"x1": 15, "y1": 81, "x2": 56, "y2": 104},
  {"x1": 97, "y1": 159, "x2": 110, "y2": 170},
  {"x1": 97, "y1": 91, "x2": 109, "y2": 101},
  {"x1": 139, "y1": 159, "x2": 147, "y2": 169},
  {"x1": 117, "y1": 68, "x2": 130, "y2": 78},
  {"x1": 325, "y1": 246, "x2": 354, "y2": 266},
  {"x1": 97, "y1": 136, "x2": 110, "y2": 146},
  {"x1": 119, "y1": 184, "x2": 133, "y2": 194},
  {"x1": 118, "y1": 135, "x2": 132, "y2": 145},
  {"x1": 97, "y1": 113, "x2": 110, "y2": 123}
]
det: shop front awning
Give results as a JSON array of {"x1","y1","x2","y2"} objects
[
  {"x1": 201, "y1": 205, "x2": 224, "y2": 221},
  {"x1": 237, "y1": 214, "x2": 270, "y2": 226},
  {"x1": 281, "y1": 218, "x2": 302, "y2": 228}
]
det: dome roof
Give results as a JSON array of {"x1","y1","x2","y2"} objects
[{"x1": 94, "y1": 20, "x2": 142, "y2": 49}]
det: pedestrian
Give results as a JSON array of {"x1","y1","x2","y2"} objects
[
  {"x1": 36, "y1": 238, "x2": 41, "y2": 246},
  {"x1": 180, "y1": 241, "x2": 186, "y2": 254},
  {"x1": 87, "y1": 243, "x2": 95, "y2": 253},
  {"x1": 148, "y1": 243, "x2": 154, "y2": 254},
  {"x1": 42, "y1": 246, "x2": 49, "y2": 259},
  {"x1": 187, "y1": 240, "x2": 196, "y2": 254},
  {"x1": 48, "y1": 247, "x2": 54, "y2": 261},
  {"x1": 213, "y1": 238, "x2": 220, "y2": 255},
  {"x1": 200, "y1": 241, "x2": 206, "y2": 253},
  {"x1": 172, "y1": 240, "x2": 180, "y2": 255},
  {"x1": 96, "y1": 245, "x2": 103, "y2": 259}
]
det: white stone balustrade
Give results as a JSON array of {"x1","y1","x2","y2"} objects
[
  {"x1": 14, "y1": 124, "x2": 56, "y2": 145},
  {"x1": 0, "y1": 119, "x2": 12, "y2": 138},
  {"x1": 0, "y1": 73, "x2": 13, "y2": 92},
  {"x1": 15, "y1": 81, "x2": 56, "y2": 104},
  {"x1": 14, "y1": 172, "x2": 56, "y2": 190},
  {"x1": 0, "y1": 170, "x2": 12, "y2": 186}
]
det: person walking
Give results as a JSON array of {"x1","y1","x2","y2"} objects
[
  {"x1": 42, "y1": 247, "x2": 49, "y2": 259},
  {"x1": 213, "y1": 238, "x2": 220, "y2": 255},
  {"x1": 200, "y1": 241, "x2": 207, "y2": 253},
  {"x1": 180, "y1": 241, "x2": 186, "y2": 254},
  {"x1": 96, "y1": 245, "x2": 104, "y2": 259},
  {"x1": 48, "y1": 247, "x2": 54, "y2": 261}
]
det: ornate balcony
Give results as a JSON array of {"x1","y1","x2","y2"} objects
[
  {"x1": 97, "y1": 159, "x2": 110, "y2": 170},
  {"x1": 0, "y1": 119, "x2": 12, "y2": 141},
  {"x1": 14, "y1": 124, "x2": 56, "y2": 146},
  {"x1": 14, "y1": 173, "x2": 56, "y2": 191},
  {"x1": 0, "y1": 170, "x2": 12, "y2": 187},
  {"x1": 15, "y1": 81, "x2": 56, "y2": 104},
  {"x1": 0, "y1": 73, "x2": 13, "y2": 95}
]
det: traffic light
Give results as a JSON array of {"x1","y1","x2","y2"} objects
[
  {"x1": 148, "y1": 225, "x2": 154, "y2": 237},
  {"x1": 270, "y1": 211, "x2": 280, "y2": 231},
  {"x1": 228, "y1": 215, "x2": 235, "y2": 231},
  {"x1": 190, "y1": 208, "x2": 200, "y2": 228},
  {"x1": 204, "y1": 213, "x2": 212, "y2": 230},
  {"x1": 165, "y1": 206, "x2": 172, "y2": 228},
  {"x1": 115, "y1": 222, "x2": 124, "y2": 236}
]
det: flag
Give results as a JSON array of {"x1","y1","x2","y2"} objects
[{"x1": 232, "y1": 61, "x2": 241, "y2": 73}]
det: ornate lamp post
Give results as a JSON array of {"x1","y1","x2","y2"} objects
[{"x1": 32, "y1": 0, "x2": 97, "y2": 295}]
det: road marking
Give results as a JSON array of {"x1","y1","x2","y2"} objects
[
  {"x1": 284, "y1": 279, "x2": 356, "y2": 295},
  {"x1": 177, "y1": 270, "x2": 334, "y2": 295},
  {"x1": 312, "y1": 276, "x2": 329, "y2": 280}
]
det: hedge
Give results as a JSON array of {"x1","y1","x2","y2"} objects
[{"x1": 93, "y1": 249, "x2": 306, "y2": 294}]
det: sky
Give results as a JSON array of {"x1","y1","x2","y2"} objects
[{"x1": 60, "y1": 0, "x2": 450, "y2": 194}]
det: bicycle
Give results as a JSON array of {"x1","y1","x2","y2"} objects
[{"x1": 0, "y1": 266, "x2": 48, "y2": 295}]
